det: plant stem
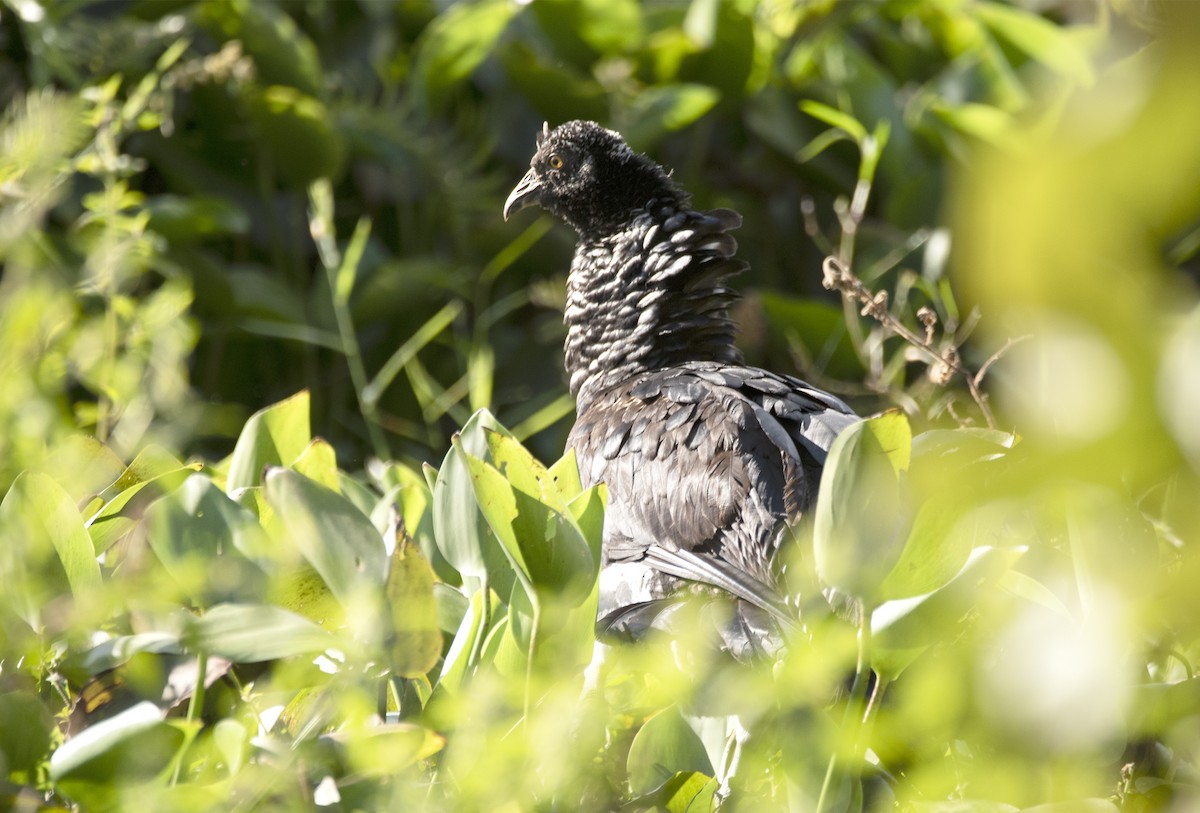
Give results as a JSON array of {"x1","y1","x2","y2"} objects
[{"x1": 815, "y1": 609, "x2": 873, "y2": 813}]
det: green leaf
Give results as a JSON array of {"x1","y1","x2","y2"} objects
[
  {"x1": 661, "y1": 770, "x2": 719, "y2": 813},
  {"x1": 246, "y1": 86, "x2": 345, "y2": 186},
  {"x1": 263, "y1": 468, "x2": 386, "y2": 627},
  {"x1": 548, "y1": 448, "x2": 584, "y2": 502},
  {"x1": 877, "y1": 492, "x2": 973, "y2": 600},
  {"x1": 144, "y1": 474, "x2": 270, "y2": 604},
  {"x1": 197, "y1": 0, "x2": 324, "y2": 96},
  {"x1": 813, "y1": 411, "x2": 912, "y2": 604},
  {"x1": 226, "y1": 391, "x2": 312, "y2": 492},
  {"x1": 49, "y1": 701, "x2": 184, "y2": 784},
  {"x1": 431, "y1": 410, "x2": 516, "y2": 594},
  {"x1": 620, "y1": 84, "x2": 720, "y2": 151},
  {"x1": 292, "y1": 437, "x2": 340, "y2": 492},
  {"x1": 872, "y1": 545, "x2": 1023, "y2": 680},
  {"x1": 143, "y1": 194, "x2": 249, "y2": 242},
  {"x1": 182, "y1": 603, "x2": 336, "y2": 662},
  {"x1": 332, "y1": 724, "x2": 446, "y2": 775},
  {"x1": 412, "y1": 0, "x2": 515, "y2": 108},
  {"x1": 386, "y1": 532, "x2": 443, "y2": 678},
  {"x1": 88, "y1": 464, "x2": 201, "y2": 556},
  {"x1": 626, "y1": 706, "x2": 714, "y2": 796},
  {"x1": 800, "y1": 99, "x2": 868, "y2": 143},
  {"x1": 0, "y1": 473, "x2": 101, "y2": 620},
  {"x1": 975, "y1": 1, "x2": 1094, "y2": 84},
  {"x1": 457, "y1": 434, "x2": 596, "y2": 606},
  {"x1": 0, "y1": 691, "x2": 53, "y2": 773}
]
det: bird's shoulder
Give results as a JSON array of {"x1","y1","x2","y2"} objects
[
  {"x1": 570, "y1": 361, "x2": 855, "y2": 475},
  {"x1": 568, "y1": 362, "x2": 858, "y2": 552}
]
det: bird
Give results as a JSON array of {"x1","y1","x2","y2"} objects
[{"x1": 504, "y1": 121, "x2": 859, "y2": 661}]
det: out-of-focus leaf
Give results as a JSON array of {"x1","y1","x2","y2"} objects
[
  {"x1": 800, "y1": 99, "x2": 868, "y2": 143},
  {"x1": 873, "y1": 545, "x2": 1023, "y2": 680},
  {"x1": 0, "y1": 691, "x2": 53, "y2": 773},
  {"x1": 49, "y1": 701, "x2": 183, "y2": 784},
  {"x1": 437, "y1": 587, "x2": 498, "y2": 693},
  {"x1": 263, "y1": 468, "x2": 386, "y2": 626},
  {"x1": 226, "y1": 391, "x2": 311, "y2": 492},
  {"x1": 658, "y1": 770, "x2": 719, "y2": 813},
  {"x1": 0, "y1": 473, "x2": 101, "y2": 618},
  {"x1": 144, "y1": 474, "x2": 269, "y2": 604},
  {"x1": 197, "y1": 0, "x2": 323, "y2": 96},
  {"x1": 620, "y1": 84, "x2": 720, "y2": 151},
  {"x1": 500, "y1": 45, "x2": 608, "y2": 124},
  {"x1": 246, "y1": 86, "x2": 345, "y2": 186},
  {"x1": 386, "y1": 532, "x2": 442, "y2": 678},
  {"x1": 932, "y1": 101, "x2": 1015, "y2": 145},
  {"x1": 878, "y1": 492, "x2": 973, "y2": 600},
  {"x1": 975, "y1": 1, "x2": 1094, "y2": 84},
  {"x1": 412, "y1": 0, "x2": 515, "y2": 108},
  {"x1": 813, "y1": 411, "x2": 912, "y2": 604},
  {"x1": 88, "y1": 464, "x2": 201, "y2": 556},
  {"x1": 626, "y1": 706, "x2": 714, "y2": 796},
  {"x1": 331, "y1": 723, "x2": 445, "y2": 775},
  {"x1": 182, "y1": 603, "x2": 336, "y2": 662},
  {"x1": 143, "y1": 194, "x2": 249, "y2": 241}
]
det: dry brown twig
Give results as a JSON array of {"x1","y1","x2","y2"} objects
[{"x1": 821, "y1": 255, "x2": 1019, "y2": 429}]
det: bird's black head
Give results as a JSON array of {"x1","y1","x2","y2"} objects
[{"x1": 503, "y1": 120, "x2": 683, "y2": 238}]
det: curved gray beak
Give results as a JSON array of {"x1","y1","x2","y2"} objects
[{"x1": 503, "y1": 168, "x2": 542, "y2": 221}]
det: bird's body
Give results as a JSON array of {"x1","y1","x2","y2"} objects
[{"x1": 505, "y1": 121, "x2": 858, "y2": 658}]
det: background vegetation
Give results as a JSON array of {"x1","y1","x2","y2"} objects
[{"x1": 1, "y1": 0, "x2": 1199, "y2": 811}]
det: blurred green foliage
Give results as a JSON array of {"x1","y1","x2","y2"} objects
[{"x1": 1, "y1": 0, "x2": 1199, "y2": 811}]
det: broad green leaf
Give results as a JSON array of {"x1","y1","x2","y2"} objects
[
  {"x1": 43, "y1": 434, "x2": 125, "y2": 506},
  {"x1": 626, "y1": 706, "x2": 714, "y2": 796},
  {"x1": 0, "y1": 691, "x2": 53, "y2": 773},
  {"x1": 872, "y1": 545, "x2": 1023, "y2": 680},
  {"x1": 548, "y1": 448, "x2": 584, "y2": 502},
  {"x1": 433, "y1": 583, "x2": 470, "y2": 634},
  {"x1": 431, "y1": 410, "x2": 515, "y2": 594},
  {"x1": 996, "y1": 569, "x2": 1074, "y2": 621},
  {"x1": 437, "y1": 587, "x2": 499, "y2": 693},
  {"x1": 813, "y1": 411, "x2": 912, "y2": 604},
  {"x1": 226, "y1": 391, "x2": 312, "y2": 492},
  {"x1": 660, "y1": 770, "x2": 719, "y2": 813},
  {"x1": 412, "y1": 0, "x2": 515, "y2": 108},
  {"x1": 332, "y1": 724, "x2": 446, "y2": 775},
  {"x1": 800, "y1": 99, "x2": 868, "y2": 143},
  {"x1": 144, "y1": 474, "x2": 269, "y2": 604},
  {"x1": 387, "y1": 532, "x2": 443, "y2": 678},
  {"x1": 182, "y1": 603, "x2": 336, "y2": 662},
  {"x1": 566, "y1": 483, "x2": 606, "y2": 567},
  {"x1": 212, "y1": 718, "x2": 248, "y2": 776},
  {"x1": 96, "y1": 444, "x2": 185, "y2": 505},
  {"x1": 457, "y1": 436, "x2": 596, "y2": 605},
  {"x1": 49, "y1": 701, "x2": 183, "y2": 784},
  {"x1": 263, "y1": 468, "x2": 386, "y2": 630},
  {"x1": 877, "y1": 492, "x2": 973, "y2": 600},
  {"x1": 2, "y1": 472, "x2": 101, "y2": 599},
  {"x1": 88, "y1": 465, "x2": 201, "y2": 555},
  {"x1": 292, "y1": 438, "x2": 340, "y2": 492}
]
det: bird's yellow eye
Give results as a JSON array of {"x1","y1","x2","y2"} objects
[{"x1": 548, "y1": 153, "x2": 564, "y2": 170}]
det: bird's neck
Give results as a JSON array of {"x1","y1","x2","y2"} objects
[{"x1": 564, "y1": 199, "x2": 744, "y2": 410}]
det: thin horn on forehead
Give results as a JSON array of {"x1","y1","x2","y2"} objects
[{"x1": 536, "y1": 121, "x2": 550, "y2": 147}]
